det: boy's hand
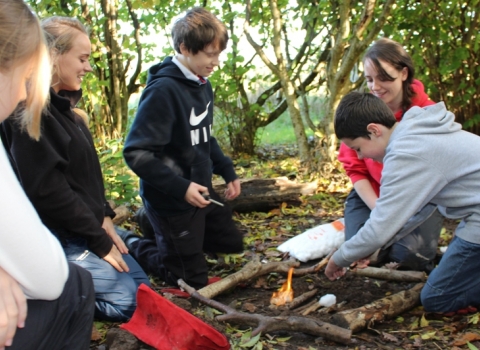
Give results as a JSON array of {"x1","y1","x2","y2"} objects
[
  {"x1": 0, "y1": 267, "x2": 27, "y2": 349},
  {"x1": 225, "y1": 179, "x2": 241, "y2": 200},
  {"x1": 325, "y1": 259, "x2": 347, "y2": 281},
  {"x1": 185, "y1": 182, "x2": 210, "y2": 208}
]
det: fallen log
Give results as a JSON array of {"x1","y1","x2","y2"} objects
[
  {"x1": 330, "y1": 283, "x2": 424, "y2": 333},
  {"x1": 179, "y1": 279, "x2": 352, "y2": 345},
  {"x1": 212, "y1": 177, "x2": 317, "y2": 212},
  {"x1": 350, "y1": 267, "x2": 426, "y2": 282},
  {"x1": 112, "y1": 205, "x2": 130, "y2": 225}
]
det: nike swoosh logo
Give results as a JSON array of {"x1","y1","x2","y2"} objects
[{"x1": 189, "y1": 102, "x2": 211, "y2": 126}]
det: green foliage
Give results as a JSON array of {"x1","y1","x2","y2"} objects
[
  {"x1": 96, "y1": 138, "x2": 141, "y2": 205},
  {"x1": 389, "y1": 0, "x2": 480, "y2": 133}
]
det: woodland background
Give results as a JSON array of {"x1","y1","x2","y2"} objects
[
  {"x1": 26, "y1": 0, "x2": 480, "y2": 206},
  {"x1": 25, "y1": 1, "x2": 480, "y2": 348}
]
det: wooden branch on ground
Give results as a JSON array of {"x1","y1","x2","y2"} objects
[
  {"x1": 349, "y1": 267, "x2": 426, "y2": 282},
  {"x1": 213, "y1": 177, "x2": 317, "y2": 213},
  {"x1": 294, "y1": 250, "x2": 335, "y2": 276},
  {"x1": 330, "y1": 283, "x2": 424, "y2": 333},
  {"x1": 179, "y1": 279, "x2": 351, "y2": 345},
  {"x1": 112, "y1": 205, "x2": 130, "y2": 225},
  {"x1": 198, "y1": 258, "x2": 299, "y2": 299},
  {"x1": 287, "y1": 289, "x2": 318, "y2": 310}
]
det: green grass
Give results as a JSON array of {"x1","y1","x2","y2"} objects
[{"x1": 257, "y1": 112, "x2": 317, "y2": 145}]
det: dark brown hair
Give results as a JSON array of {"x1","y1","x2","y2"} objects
[
  {"x1": 172, "y1": 7, "x2": 228, "y2": 54},
  {"x1": 363, "y1": 38, "x2": 415, "y2": 116}
]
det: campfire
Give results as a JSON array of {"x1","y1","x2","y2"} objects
[{"x1": 270, "y1": 267, "x2": 294, "y2": 306}]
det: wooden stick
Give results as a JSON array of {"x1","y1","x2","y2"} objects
[
  {"x1": 302, "y1": 302, "x2": 322, "y2": 316},
  {"x1": 293, "y1": 249, "x2": 336, "y2": 276},
  {"x1": 349, "y1": 267, "x2": 426, "y2": 282},
  {"x1": 287, "y1": 289, "x2": 318, "y2": 310},
  {"x1": 179, "y1": 279, "x2": 352, "y2": 344}
]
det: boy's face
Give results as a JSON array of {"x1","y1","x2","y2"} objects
[
  {"x1": 180, "y1": 42, "x2": 223, "y2": 78},
  {"x1": 342, "y1": 123, "x2": 389, "y2": 163}
]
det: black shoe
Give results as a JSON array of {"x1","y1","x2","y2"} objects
[{"x1": 134, "y1": 207, "x2": 155, "y2": 239}]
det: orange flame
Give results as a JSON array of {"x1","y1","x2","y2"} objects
[{"x1": 270, "y1": 267, "x2": 294, "y2": 306}]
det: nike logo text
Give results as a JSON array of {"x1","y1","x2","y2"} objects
[{"x1": 189, "y1": 102, "x2": 211, "y2": 126}]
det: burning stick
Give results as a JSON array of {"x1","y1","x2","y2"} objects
[{"x1": 270, "y1": 267, "x2": 294, "y2": 306}]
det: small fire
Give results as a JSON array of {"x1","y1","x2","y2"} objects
[{"x1": 270, "y1": 267, "x2": 294, "y2": 306}]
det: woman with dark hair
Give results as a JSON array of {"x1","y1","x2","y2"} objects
[{"x1": 338, "y1": 38, "x2": 443, "y2": 271}]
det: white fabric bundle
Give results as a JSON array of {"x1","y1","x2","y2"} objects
[{"x1": 277, "y1": 218, "x2": 345, "y2": 262}]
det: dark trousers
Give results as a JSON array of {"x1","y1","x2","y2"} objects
[
  {"x1": 344, "y1": 189, "x2": 443, "y2": 270},
  {"x1": 8, "y1": 263, "x2": 95, "y2": 350},
  {"x1": 131, "y1": 191, "x2": 244, "y2": 289}
]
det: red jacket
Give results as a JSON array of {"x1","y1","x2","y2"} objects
[{"x1": 338, "y1": 79, "x2": 435, "y2": 196}]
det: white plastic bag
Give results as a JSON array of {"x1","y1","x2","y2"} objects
[{"x1": 277, "y1": 218, "x2": 345, "y2": 262}]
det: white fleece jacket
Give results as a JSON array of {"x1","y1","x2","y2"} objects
[
  {"x1": 0, "y1": 144, "x2": 68, "y2": 300},
  {"x1": 334, "y1": 102, "x2": 480, "y2": 267}
]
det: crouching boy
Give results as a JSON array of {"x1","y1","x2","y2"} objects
[
  {"x1": 123, "y1": 7, "x2": 244, "y2": 289},
  {"x1": 326, "y1": 92, "x2": 480, "y2": 313}
]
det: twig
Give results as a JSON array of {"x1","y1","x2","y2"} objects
[{"x1": 287, "y1": 289, "x2": 318, "y2": 310}]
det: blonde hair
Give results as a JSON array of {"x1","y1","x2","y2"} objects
[
  {"x1": 41, "y1": 16, "x2": 90, "y2": 123},
  {"x1": 0, "y1": 0, "x2": 51, "y2": 140}
]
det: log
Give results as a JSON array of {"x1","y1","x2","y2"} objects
[
  {"x1": 212, "y1": 177, "x2": 317, "y2": 212},
  {"x1": 350, "y1": 267, "x2": 426, "y2": 282},
  {"x1": 179, "y1": 279, "x2": 352, "y2": 345},
  {"x1": 330, "y1": 283, "x2": 424, "y2": 333},
  {"x1": 112, "y1": 205, "x2": 130, "y2": 225}
]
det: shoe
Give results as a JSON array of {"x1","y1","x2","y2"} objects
[
  {"x1": 116, "y1": 227, "x2": 141, "y2": 250},
  {"x1": 442, "y1": 306, "x2": 477, "y2": 317},
  {"x1": 134, "y1": 207, "x2": 155, "y2": 239}
]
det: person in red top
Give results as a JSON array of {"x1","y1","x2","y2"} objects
[{"x1": 338, "y1": 38, "x2": 443, "y2": 271}]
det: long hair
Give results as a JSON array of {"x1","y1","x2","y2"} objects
[
  {"x1": 0, "y1": 0, "x2": 50, "y2": 140},
  {"x1": 363, "y1": 38, "x2": 415, "y2": 116},
  {"x1": 41, "y1": 16, "x2": 90, "y2": 123}
]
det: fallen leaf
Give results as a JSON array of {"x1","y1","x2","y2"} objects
[
  {"x1": 382, "y1": 332, "x2": 398, "y2": 342},
  {"x1": 91, "y1": 325, "x2": 102, "y2": 341},
  {"x1": 243, "y1": 302, "x2": 257, "y2": 313},
  {"x1": 452, "y1": 332, "x2": 480, "y2": 346}
]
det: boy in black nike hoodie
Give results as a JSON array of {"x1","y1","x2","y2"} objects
[{"x1": 123, "y1": 7, "x2": 243, "y2": 289}]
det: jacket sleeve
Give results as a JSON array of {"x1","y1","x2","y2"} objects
[
  {"x1": 0, "y1": 145, "x2": 69, "y2": 300},
  {"x1": 1, "y1": 117, "x2": 113, "y2": 258},
  {"x1": 210, "y1": 136, "x2": 237, "y2": 184},
  {"x1": 123, "y1": 81, "x2": 191, "y2": 201},
  {"x1": 338, "y1": 142, "x2": 370, "y2": 183},
  {"x1": 333, "y1": 151, "x2": 447, "y2": 267}
]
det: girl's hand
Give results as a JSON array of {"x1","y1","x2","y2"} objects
[
  {"x1": 0, "y1": 267, "x2": 27, "y2": 349},
  {"x1": 102, "y1": 216, "x2": 128, "y2": 254}
]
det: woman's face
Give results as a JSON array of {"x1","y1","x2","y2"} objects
[
  {"x1": 0, "y1": 60, "x2": 33, "y2": 122},
  {"x1": 364, "y1": 58, "x2": 407, "y2": 113},
  {"x1": 52, "y1": 32, "x2": 92, "y2": 92}
]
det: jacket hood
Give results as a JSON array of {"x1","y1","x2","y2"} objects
[
  {"x1": 393, "y1": 102, "x2": 461, "y2": 139},
  {"x1": 146, "y1": 56, "x2": 198, "y2": 87}
]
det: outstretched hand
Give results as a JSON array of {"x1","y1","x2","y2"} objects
[
  {"x1": 185, "y1": 182, "x2": 210, "y2": 208},
  {"x1": 325, "y1": 258, "x2": 347, "y2": 281},
  {"x1": 103, "y1": 245, "x2": 130, "y2": 273},
  {"x1": 0, "y1": 267, "x2": 26, "y2": 349}
]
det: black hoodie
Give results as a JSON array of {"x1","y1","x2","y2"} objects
[
  {"x1": 0, "y1": 89, "x2": 115, "y2": 258},
  {"x1": 124, "y1": 57, "x2": 237, "y2": 216}
]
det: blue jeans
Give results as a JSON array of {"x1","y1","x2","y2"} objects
[
  {"x1": 61, "y1": 236, "x2": 150, "y2": 322},
  {"x1": 421, "y1": 235, "x2": 480, "y2": 312}
]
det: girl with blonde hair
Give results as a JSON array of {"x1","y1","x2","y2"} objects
[
  {"x1": 1, "y1": 15, "x2": 149, "y2": 322},
  {"x1": 0, "y1": 1, "x2": 94, "y2": 349}
]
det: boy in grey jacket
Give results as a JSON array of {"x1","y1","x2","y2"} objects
[{"x1": 326, "y1": 92, "x2": 480, "y2": 313}]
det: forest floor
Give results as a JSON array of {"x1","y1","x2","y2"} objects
[{"x1": 91, "y1": 145, "x2": 480, "y2": 350}]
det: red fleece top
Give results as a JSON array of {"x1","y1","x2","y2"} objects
[{"x1": 338, "y1": 79, "x2": 435, "y2": 196}]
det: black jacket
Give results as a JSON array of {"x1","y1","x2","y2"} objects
[
  {"x1": 0, "y1": 89, "x2": 114, "y2": 258},
  {"x1": 124, "y1": 57, "x2": 237, "y2": 216}
]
